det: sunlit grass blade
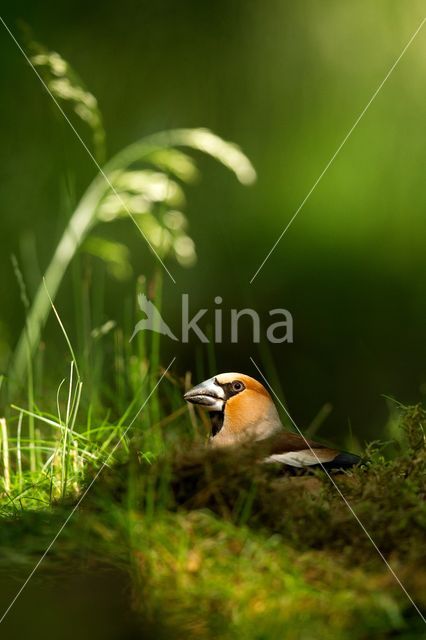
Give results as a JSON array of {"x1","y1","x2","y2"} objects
[
  {"x1": 0, "y1": 419, "x2": 11, "y2": 492},
  {"x1": 16, "y1": 411, "x2": 23, "y2": 491}
]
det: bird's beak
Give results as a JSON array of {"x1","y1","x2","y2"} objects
[{"x1": 183, "y1": 377, "x2": 225, "y2": 412}]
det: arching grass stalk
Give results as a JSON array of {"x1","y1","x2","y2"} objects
[{"x1": 9, "y1": 128, "x2": 255, "y2": 397}]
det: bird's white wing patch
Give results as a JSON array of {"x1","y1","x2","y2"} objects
[{"x1": 264, "y1": 449, "x2": 334, "y2": 467}]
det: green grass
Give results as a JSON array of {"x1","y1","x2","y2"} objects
[
  {"x1": 0, "y1": 387, "x2": 424, "y2": 638},
  {"x1": 1, "y1": 258, "x2": 424, "y2": 637}
]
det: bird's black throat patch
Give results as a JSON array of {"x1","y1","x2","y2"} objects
[{"x1": 210, "y1": 411, "x2": 224, "y2": 437}]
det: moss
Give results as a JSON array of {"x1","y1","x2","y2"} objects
[
  {"x1": 77, "y1": 405, "x2": 425, "y2": 637},
  {"x1": 1, "y1": 405, "x2": 425, "y2": 638}
]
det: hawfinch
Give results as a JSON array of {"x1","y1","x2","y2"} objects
[{"x1": 184, "y1": 373, "x2": 360, "y2": 470}]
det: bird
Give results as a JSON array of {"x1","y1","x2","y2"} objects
[{"x1": 183, "y1": 372, "x2": 361, "y2": 471}]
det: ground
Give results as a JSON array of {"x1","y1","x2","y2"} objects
[{"x1": 0, "y1": 404, "x2": 424, "y2": 639}]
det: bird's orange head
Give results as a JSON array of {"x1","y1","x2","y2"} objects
[{"x1": 184, "y1": 372, "x2": 282, "y2": 443}]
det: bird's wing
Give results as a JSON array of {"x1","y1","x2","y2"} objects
[
  {"x1": 260, "y1": 432, "x2": 360, "y2": 469},
  {"x1": 265, "y1": 448, "x2": 337, "y2": 468}
]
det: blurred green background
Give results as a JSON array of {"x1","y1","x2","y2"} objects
[{"x1": 1, "y1": 0, "x2": 426, "y2": 443}]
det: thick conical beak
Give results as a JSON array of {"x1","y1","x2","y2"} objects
[{"x1": 183, "y1": 377, "x2": 225, "y2": 412}]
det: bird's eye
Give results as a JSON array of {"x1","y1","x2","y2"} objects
[{"x1": 232, "y1": 380, "x2": 244, "y2": 392}]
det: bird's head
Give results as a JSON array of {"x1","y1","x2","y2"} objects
[{"x1": 183, "y1": 372, "x2": 282, "y2": 444}]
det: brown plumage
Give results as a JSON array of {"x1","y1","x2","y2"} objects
[{"x1": 184, "y1": 372, "x2": 360, "y2": 470}]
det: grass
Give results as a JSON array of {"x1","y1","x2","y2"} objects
[
  {"x1": 0, "y1": 367, "x2": 424, "y2": 638},
  {"x1": 1, "y1": 208, "x2": 425, "y2": 640}
]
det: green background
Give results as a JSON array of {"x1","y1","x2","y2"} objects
[{"x1": 1, "y1": 0, "x2": 426, "y2": 442}]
